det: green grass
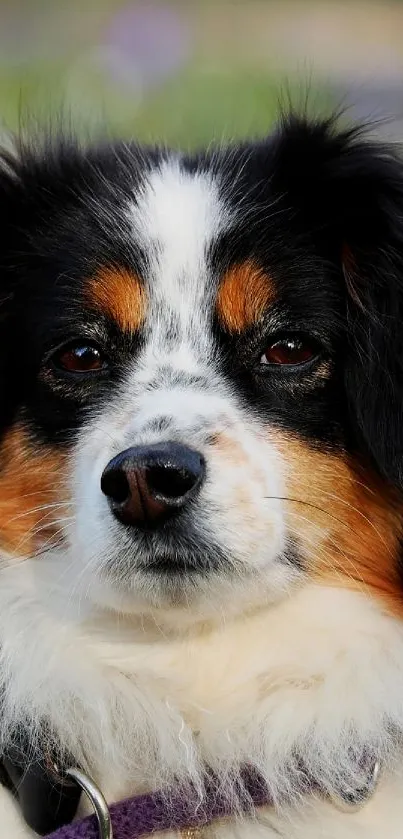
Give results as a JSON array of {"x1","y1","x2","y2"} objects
[
  {"x1": 0, "y1": 60, "x2": 333, "y2": 147},
  {"x1": 129, "y1": 72, "x2": 333, "y2": 148},
  {"x1": 0, "y1": 0, "x2": 358, "y2": 147}
]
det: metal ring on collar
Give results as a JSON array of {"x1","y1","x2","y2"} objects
[
  {"x1": 329, "y1": 758, "x2": 381, "y2": 814},
  {"x1": 66, "y1": 767, "x2": 113, "y2": 839}
]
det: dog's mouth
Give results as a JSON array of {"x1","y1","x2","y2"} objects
[
  {"x1": 137, "y1": 552, "x2": 219, "y2": 576},
  {"x1": 104, "y1": 533, "x2": 232, "y2": 587}
]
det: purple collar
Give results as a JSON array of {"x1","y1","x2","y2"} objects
[
  {"x1": 0, "y1": 729, "x2": 380, "y2": 838},
  {"x1": 0, "y1": 728, "x2": 276, "y2": 837},
  {"x1": 45, "y1": 772, "x2": 271, "y2": 839},
  {"x1": 45, "y1": 753, "x2": 382, "y2": 839}
]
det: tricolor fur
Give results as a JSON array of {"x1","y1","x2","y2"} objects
[{"x1": 1, "y1": 114, "x2": 403, "y2": 837}]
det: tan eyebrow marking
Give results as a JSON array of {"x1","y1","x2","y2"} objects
[
  {"x1": 216, "y1": 261, "x2": 276, "y2": 332},
  {"x1": 86, "y1": 266, "x2": 147, "y2": 332}
]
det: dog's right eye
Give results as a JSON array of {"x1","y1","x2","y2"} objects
[{"x1": 50, "y1": 341, "x2": 108, "y2": 374}]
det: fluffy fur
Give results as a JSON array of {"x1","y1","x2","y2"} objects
[{"x1": 1, "y1": 113, "x2": 403, "y2": 837}]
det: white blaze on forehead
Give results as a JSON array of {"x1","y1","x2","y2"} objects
[
  {"x1": 125, "y1": 159, "x2": 228, "y2": 404},
  {"x1": 129, "y1": 160, "x2": 226, "y2": 315}
]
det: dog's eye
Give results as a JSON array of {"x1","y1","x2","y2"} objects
[
  {"x1": 51, "y1": 342, "x2": 107, "y2": 374},
  {"x1": 260, "y1": 335, "x2": 319, "y2": 367}
]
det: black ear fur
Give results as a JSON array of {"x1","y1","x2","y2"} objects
[{"x1": 272, "y1": 113, "x2": 403, "y2": 488}]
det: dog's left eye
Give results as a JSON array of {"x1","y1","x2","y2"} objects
[
  {"x1": 260, "y1": 335, "x2": 319, "y2": 367},
  {"x1": 51, "y1": 342, "x2": 107, "y2": 374}
]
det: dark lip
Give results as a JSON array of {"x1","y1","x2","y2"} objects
[{"x1": 136, "y1": 547, "x2": 227, "y2": 575}]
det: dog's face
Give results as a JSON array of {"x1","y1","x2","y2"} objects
[{"x1": 1, "y1": 117, "x2": 403, "y2": 619}]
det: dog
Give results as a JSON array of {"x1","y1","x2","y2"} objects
[{"x1": 1, "y1": 111, "x2": 403, "y2": 838}]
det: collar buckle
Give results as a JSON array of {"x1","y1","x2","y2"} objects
[
  {"x1": 329, "y1": 757, "x2": 381, "y2": 813},
  {"x1": 67, "y1": 767, "x2": 113, "y2": 839}
]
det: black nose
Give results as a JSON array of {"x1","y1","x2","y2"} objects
[{"x1": 101, "y1": 442, "x2": 205, "y2": 529}]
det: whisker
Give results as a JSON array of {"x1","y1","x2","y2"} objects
[
  {"x1": 264, "y1": 494, "x2": 394, "y2": 556},
  {"x1": 263, "y1": 496, "x2": 347, "y2": 528},
  {"x1": 3, "y1": 501, "x2": 71, "y2": 526}
]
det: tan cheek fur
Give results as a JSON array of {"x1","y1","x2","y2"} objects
[
  {"x1": 274, "y1": 431, "x2": 403, "y2": 614},
  {"x1": 86, "y1": 267, "x2": 147, "y2": 333},
  {"x1": 0, "y1": 425, "x2": 69, "y2": 555}
]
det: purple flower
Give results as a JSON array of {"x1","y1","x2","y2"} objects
[{"x1": 103, "y1": 2, "x2": 192, "y2": 91}]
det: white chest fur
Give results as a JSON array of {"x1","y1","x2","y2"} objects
[{"x1": 1, "y1": 565, "x2": 403, "y2": 838}]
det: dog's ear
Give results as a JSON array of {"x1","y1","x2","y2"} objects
[
  {"x1": 342, "y1": 238, "x2": 403, "y2": 490},
  {"x1": 271, "y1": 113, "x2": 403, "y2": 488}
]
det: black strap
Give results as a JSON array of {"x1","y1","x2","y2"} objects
[{"x1": 0, "y1": 728, "x2": 81, "y2": 836}]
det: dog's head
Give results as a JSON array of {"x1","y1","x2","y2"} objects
[{"x1": 1, "y1": 115, "x2": 403, "y2": 620}]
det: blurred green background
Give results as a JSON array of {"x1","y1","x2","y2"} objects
[{"x1": 0, "y1": 0, "x2": 402, "y2": 148}]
